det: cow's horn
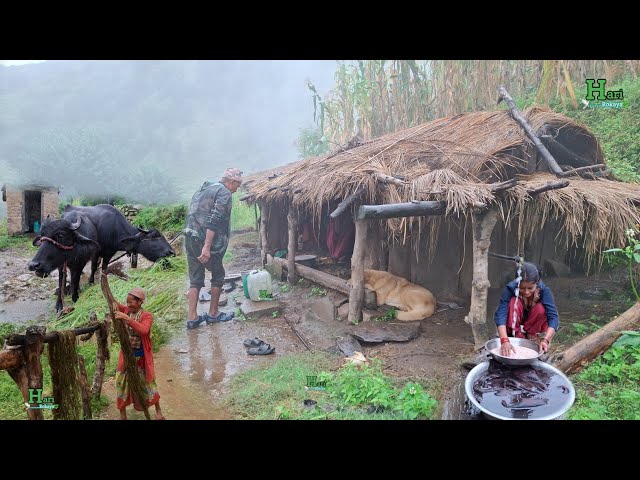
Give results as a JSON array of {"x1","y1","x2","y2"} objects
[
  {"x1": 70, "y1": 215, "x2": 81, "y2": 230},
  {"x1": 137, "y1": 227, "x2": 149, "y2": 234}
]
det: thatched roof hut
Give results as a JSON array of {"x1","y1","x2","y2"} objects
[{"x1": 242, "y1": 105, "x2": 640, "y2": 347}]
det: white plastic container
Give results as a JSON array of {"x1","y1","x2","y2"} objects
[{"x1": 245, "y1": 269, "x2": 273, "y2": 301}]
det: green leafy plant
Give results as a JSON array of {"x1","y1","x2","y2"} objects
[
  {"x1": 604, "y1": 226, "x2": 640, "y2": 301},
  {"x1": 373, "y1": 307, "x2": 397, "y2": 322},
  {"x1": 279, "y1": 284, "x2": 291, "y2": 294},
  {"x1": 393, "y1": 382, "x2": 438, "y2": 420},
  {"x1": 272, "y1": 311, "x2": 280, "y2": 318},
  {"x1": 309, "y1": 287, "x2": 327, "y2": 297}
]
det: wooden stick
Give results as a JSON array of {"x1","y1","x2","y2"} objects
[
  {"x1": 272, "y1": 256, "x2": 350, "y2": 295},
  {"x1": 558, "y1": 164, "x2": 607, "y2": 177},
  {"x1": 540, "y1": 135, "x2": 592, "y2": 168},
  {"x1": 348, "y1": 220, "x2": 367, "y2": 324},
  {"x1": 259, "y1": 203, "x2": 269, "y2": 268},
  {"x1": 24, "y1": 326, "x2": 45, "y2": 420},
  {"x1": 527, "y1": 180, "x2": 570, "y2": 196},
  {"x1": 551, "y1": 302, "x2": 640, "y2": 375},
  {"x1": 357, "y1": 200, "x2": 447, "y2": 220},
  {"x1": 77, "y1": 355, "x2": 92, "y2": 420},
  {"x1": 329, "y1": 187, "x2": 366, "y2": 219},
  {"x1": 5, "y1": 324, "x2": 102, "y2": 347},
  {"x1": 489, "y1": 178, "x2": 518, "y2": 192},
  {"x1": 497, "y1": 86, "x2": 564, "y2": 176},
  {"x1": 91, "y1": 315, "x2": 111, "y2": 400},
  {"x1": 287, "y1": 207, "x2": 298, "y2": 284},
  {"x1": 374, "y1": 172, "x2": 410, "y2": 187}
]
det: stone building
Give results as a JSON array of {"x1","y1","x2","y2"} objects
[{"x1": 1, "y1": 183, "x2": 59, "y2": 235}]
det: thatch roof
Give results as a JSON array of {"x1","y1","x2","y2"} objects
[{"x1": 243, "y1": 107, "x2": 640, "y2": 264}]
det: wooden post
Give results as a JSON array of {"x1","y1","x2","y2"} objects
[
  {"x1": 259, "y1": 203, "x2": 269, "y2": 268},
  {"x1": 357, "y1": 201, "x2": 447, "y2": 220},
  {"x1": 9, "y1": 326, "x2": 46, "y2": 420},
  {"x1": 464, "y1": 209, "x2": 500, "y2": 349},
  {"x1": 77, "y1": 355, "x2": 92, "y2": 420},
  {"x1": 348, "y1": 219, "x2": 368, "y2": 324},
  {"x1": 287, "y1": 205, "x2": 298, "y2": 284},
  {"x1": 551, "y1": 302, "x2": 640, "y2": 375},
  {"x1": 91, "y1": 315, "x2": 111, "y2": 399}
]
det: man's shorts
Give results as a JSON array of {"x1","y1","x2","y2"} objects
[{"x1": 185, "y1": 235, "x2": 226, "y2": 289}]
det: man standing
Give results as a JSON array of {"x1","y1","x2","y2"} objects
[{"x1": 184, "y1": 168, "x2": 242, "y2": 329}]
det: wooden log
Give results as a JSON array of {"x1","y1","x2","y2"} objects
[
  {"x1": 77, "y1": 355, "x2": 92, "y2": 420},
  {"x1": 464, "y1": 209, "x2": 500, "y2": 349},
  {"x1": 551, "y1": 302, "x2": 640, "y2": 375},
  {"x1": 540, "y1": 135, "x2": 592, "y2": 168},
  {"x1": 357, "y1": 200, "x2": 447, "y2": 220},
  {"x1": 348, "y1": 220, "x2": 367, "y2": 324},
  {"x1": 330, "y1": 187, "x2": 366, "y2": 219},
  {"x1": 489, "y1": 178, "x2": 518, "y2": 192},
  {"x1": 239, "y1": 193, "x2": 255, "y2": 202},
  {"x1": 91, "y1": 315, "x2": 111, "y2": 400},
  {"x1": 287, "y1": 206, "x2": 298, "y2": 284},
  {"x1": 7, "y1": 366, "x2": 34, "y2": 420},
  {"x1": 24, "y1": 326, "x2": 45, "y2": 420},
  {"x1": 527, "y1": 180, "x2": 570, "y2": 196},
  {"x1": 497, "y1": 86, "x2": 564, "y2": 176},
  {"x1": 259, "y1": 203, "x2": 269, "y2": 268},
  {"x1": 5, "y1": 324, "x2": 102, "y2": 347},
  {"x1": 272, "y1": 256, "x2": 350, "y2": 295},
  {"x1": 0, "y1": 349, "x2": 24, "y2": 370},
  {"x1": 374, "y1": 172, "x2": 410, "y2": 187},
  {"x1": 558, "y1": 164, "x2": 607, "y2": 178}
]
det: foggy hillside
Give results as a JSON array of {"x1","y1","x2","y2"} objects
[{"x1": 0, "y1": 60, "x2": 337, "y2": 204}]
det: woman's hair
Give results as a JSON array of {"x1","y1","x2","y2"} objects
[{"x1": 519, "y1": 262, "x2": 540, "y2": 283}]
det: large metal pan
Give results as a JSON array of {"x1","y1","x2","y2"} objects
[{"x1": 485, "y1": 337, "x2": 543, "y2": 366}]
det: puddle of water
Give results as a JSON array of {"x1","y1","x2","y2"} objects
[{"x1": 0, "y1": 299, "x2": 52, "y2": 324}]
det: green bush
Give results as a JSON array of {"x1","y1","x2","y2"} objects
[{"x1": 132, "y1": 204, "x2": 188, "y2": 236}]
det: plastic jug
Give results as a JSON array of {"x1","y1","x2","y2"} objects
[
  {"x1": 245, "y1": 269, "x2": 273, "y2": 301},
  {"x1": 33, "y1": 220, "x2": 40, "y2": 234}
]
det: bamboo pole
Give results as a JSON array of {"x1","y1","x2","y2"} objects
[{"x1": 287, "y1": 206, "x2": 298, "y2": 284}]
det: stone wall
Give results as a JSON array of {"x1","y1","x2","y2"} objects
[
  {"x1": 6, "y1": 186, "x2": 23, "y2": 235},
  {"x1": 41, "y1": 189, "x2": 59, "y2": 221}
]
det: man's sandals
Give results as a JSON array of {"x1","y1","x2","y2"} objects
[
  {"x1": 187, "y1": 311, "x2": 235, "y2": 329},
  {"x1": 243, "y1": 337, "x2": 275, "y2": 355}
]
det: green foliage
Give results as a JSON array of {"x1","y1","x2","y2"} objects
[
  {"x1": 604, "y1": 226, "x2": 640, "y2": 301},
  {"x1": 558, "y1": 76, "x2": 640, "y2": 183},
  {"x1": 279, "y1": 283, "x2": 291, "y2": 294},
  {"x1": 231, "y1": 193, "x2": 256, "y2": 231},
  {"x1": 222, "y1": 352, "x2": 438, "y2": 420},
  {"x1": 309, "y1": 287, "x2": 327, "y2": 297},
  {"x1": 0, "y1": 220, "x2": 37, "y2": 252},
  {"x1": 373, "y1": 307, "x2": 397, "y2": 322},
  {"x1": 132, "y1": 203, "x2": 188, "y2": 236},
  {"x1": 569, "y1": 340, "x2": 640, "y2": 420},
  {"x1": 295, "y1": 126, "x2": 329, "y2": 159}
]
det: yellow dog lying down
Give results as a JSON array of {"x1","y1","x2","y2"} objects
[{"x1": 363, "y1": 269, "x2": 436, "y2": 321}]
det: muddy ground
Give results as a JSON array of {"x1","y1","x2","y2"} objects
[{"x1": 1, "y1": 232, "x2": 635, "y2": 420}]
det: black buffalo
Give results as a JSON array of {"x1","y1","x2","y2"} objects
[
  {"x1": 28, "y1": 210, "x2": 101, "y2": 311},
  {"x1": 62, "y1": 204, "x2": 175, "y2": 283}
]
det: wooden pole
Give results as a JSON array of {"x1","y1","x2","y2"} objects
[
  {"x1": 489, "y1": 178, "x2": 518, "y2": 192},
  {"x1": 5, "y1": 324, "x2": 102, "y2": 346},
  {"x1": 464, "y1": 209, "x2": 500, "y2": 349},
  {"x1": 272, "y1": 256, "x2": 350, "y2": 295},
  {"x1": 551, "y1": 302, "x2": 640, "y2": 375},
  {"x1": 259, "y1": 203, "x2": 268, "y2": 268},
  {"x1": 77, "y1": 355, "x2": 92, "y2": 420},
  {"x1": 374, "y1": 172, "x2": 410, "y2": 187},
  {"x1": 287, "y1": 206, "x2": 298, "y2": 284},
  {"x1": 540, "y1": 135, "x2": 592, "y2": 168},
  {"x1": 91, "y1": 315, "x2": 111, "y2": 400},
  {"x1": 357, "y1": 200, "x2": 447, "y2": 220},
  {"x1": 330, "y1": 187, "x2": 366, "y2": 219},
  {"x1": 558, "y1": 164, "x2": 608, "y2": 178},
  {"x1": 348, "y1": 220, "x2": 368, "y2": 324},
  {"x1": 497, "y1": 85, "x2": 564, "y2": 176},
  {"x1": 527, "y1": 180, "x2": 570, "y2": 196}
]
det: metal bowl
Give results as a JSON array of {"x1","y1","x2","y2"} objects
[
  {"x1": 465, "y1": 360, "x2": 575, "y2": 420},
  {"x1": 485, "y1": 337, "x2": 543, "y2": 366}
]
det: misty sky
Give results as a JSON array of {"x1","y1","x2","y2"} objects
[{"x1": 0, "y1": 60, "x2": 339, "y2": 205}]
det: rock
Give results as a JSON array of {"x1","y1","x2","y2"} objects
[
  {"x1": 336, "y1": 334, "x2": 362, "y2": 357},
  {"x1": 239, "y1": 298, "x2": 281, "y2": 319},
  {"x1": 352, "y1": 321, "x2": 421, "y2": 343},
  {"x1": 17, "y1": 274, "x2": 32, "y2": 282},
  {"x1": 544, "y1": 259, "x2": 571, "y2": 277}
]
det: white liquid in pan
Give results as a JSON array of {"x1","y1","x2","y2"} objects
[{"x1": 491, "y1": 344, "x2": 539, "y2": 359}]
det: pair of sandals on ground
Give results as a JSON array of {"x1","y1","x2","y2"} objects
[
  {"x1": 186, "y1": 310, "x2": 235, "y2": 329},
  {"x1": 243, "y1": 337, "x2": 275, "y2": 355}
]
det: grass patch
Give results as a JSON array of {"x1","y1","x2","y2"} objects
[
  {"x1": 221, "y1": 352, "x2": 438, "y2": 420},
  {"x1": 131, "y1": 203, "x2": 187, "y2": 238},
  {"x1": 568, "y1": 334, "x2": 640, "y2": 420},
  {"x1": 0, "y1": 220, "x2": 38, "y2": 253},
  {"x1": 231, "y1": 193, "x2": 256, "y2": 231}
]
